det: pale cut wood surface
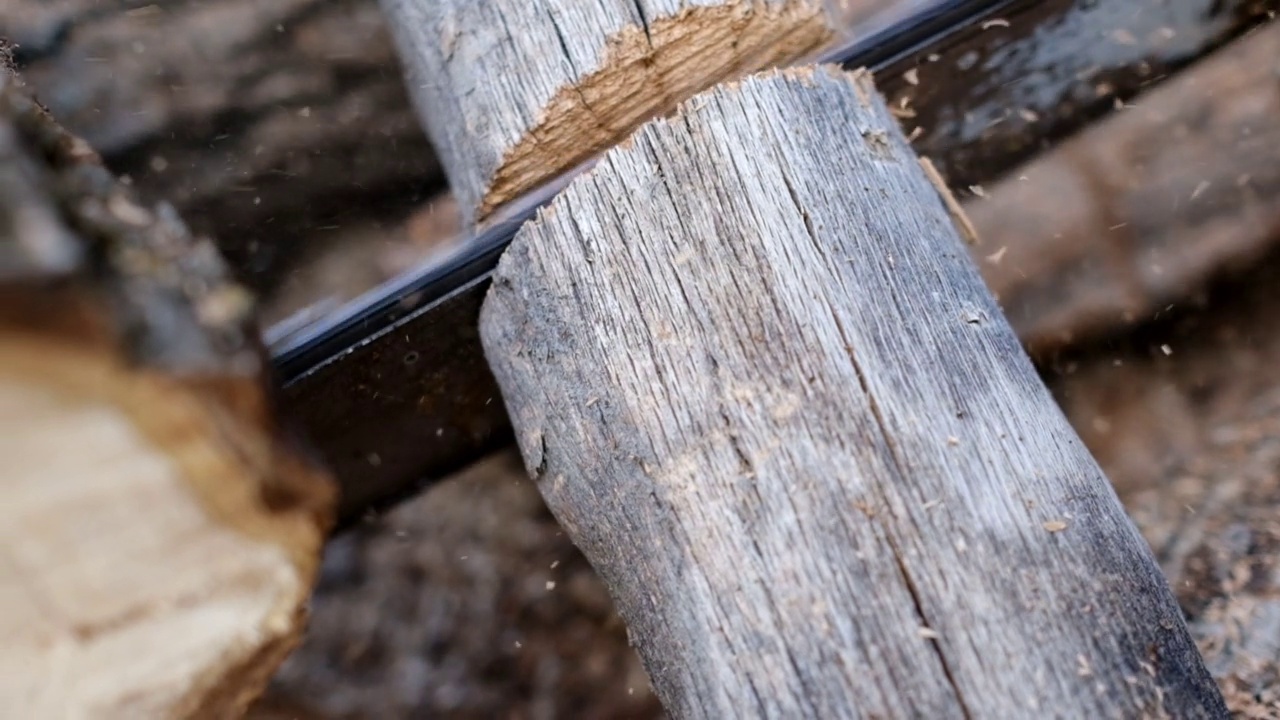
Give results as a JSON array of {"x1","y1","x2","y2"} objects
[
  {"x1": 972, "y1": 18, "x2": 1280, "y2": 354},
  {"x1": 380, "y1": 0, "x2": 906, "y2": 224},
  {"x1": 0, "y1": 77, "x2": 333, "y2": 718},
  {"x1": 480, "y1": 67, "x2": 1226, "y2": 718}
]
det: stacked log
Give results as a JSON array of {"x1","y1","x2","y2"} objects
[{"x1": 0, "y1": 74, "x2": 333, "y2": 717}]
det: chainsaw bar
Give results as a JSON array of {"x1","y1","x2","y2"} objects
[{"x1": 272, "y1": 0, "x2": 1267, "y2": 525}]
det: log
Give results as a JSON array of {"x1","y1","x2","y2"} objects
[
  {"x1": 2, "y1": 0, "x2": 442, "y2": 289},
  {"x1": 1052, "y1": 250, "x2": 1280, "y2": 715},
  {"x1": 379, "y1": 0, "x2": 901, "y2": 224},
  {"x1": 972, "y1": 19, "x2": 1280, "y2": 354},
  {"x1": 479, "y1": 67, "x2": 1225, "y2": 717},
  {"x1": 0, "y1": 77, "x2": 333, "y2": 716}
]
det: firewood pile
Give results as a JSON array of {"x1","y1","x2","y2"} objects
[{"x1": 2, "y1": 0, "x2": 1278, "y2": 717}]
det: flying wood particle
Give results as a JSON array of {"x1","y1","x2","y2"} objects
[
  {"x1": 1043, "y1": 519, "x2": 1068, "y2": 533},
  {"x1": 985, "y1": 246, "x2": 1008, "y2": 265},
  {"x1": 918, "y1": 627, "x2": 940, "y2": 639},
  {"x1": 1077, "y1": 655, "x2": 1093, "y2": 677},
  {"x1": 1111, "y1": 29, "x2": 1137, "y2": 45},
  {"x1": 903, "y1": 68, "x2": 920, "y2": 86},
  {"x1": 1161, "y1": 344, "x2": 1173, "y2": 356},
  {"x1": 981, "y1": 18, "x2": 1010, "y2": 29}
]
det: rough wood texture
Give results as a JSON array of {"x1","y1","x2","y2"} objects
[
  {"x1": 380, "y1": 0, "x2": 901, "y2": 224},
  {"x1": 2, "y1": 0, "x2": 441, "y2": 289},
  {"x1": 0, "y1": 78, "x2": 333, "y2": 717},
  {"x1": 971, "y1": 19, "x2": 1280, "y2": 354},
  {"x1": 480, "y1": 67, "x2": 1225, "y2": 717},
  {"x1": 1052, "y1": 251, "x2": 1280, "y2": 717}
]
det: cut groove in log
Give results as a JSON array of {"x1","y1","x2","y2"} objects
[
  {"x1": 972, "y1": 18, "x2": 1280, "y2": 354},
  {"x1": 381, "y1": 0, "x2": 898, "y2": 224},
  {"x1": 0, "y1": 78, "x2": 333, "y2": 718},
  {"x1": 480, "y1": 67, "x2": 1226, "y2": 717}
]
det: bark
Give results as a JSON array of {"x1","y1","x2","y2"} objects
[
  {"x1": 2, "y1": 0, "x2": 442, "y2": 289},
  {"x1": 378, "y1": 0, "x2": 903, "y2": 224},
  {"x1": 971, "y1": 19, "x2": 1280, "y2": 353},
  {"x1": 480, "y1": 67, "x2": 1224, "y2": 718},
  {"x1": 0, "y1": 77, "x2": 333, "y2": 717}
]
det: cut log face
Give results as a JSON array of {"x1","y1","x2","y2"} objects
[
  {"x1": 0, "y1": 78, "x2": 333, "y2": 718},
  {"x1": 380, "y1": 0, "x2": 898, "y2": 224},
  {"x1": 481, "y1": 67, "x2": 1226, "y2": 717}
]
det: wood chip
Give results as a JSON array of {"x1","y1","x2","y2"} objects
[{"x1": 1043, "y1": 520, "x2": 1069, "y2": 533}]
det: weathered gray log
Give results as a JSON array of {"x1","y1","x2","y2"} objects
[
  {"x1": 2, "y1": 0, "x2": 441, "y2": 289},
  {"x1": 972, "y1": 18, "x2": 1280, "y2": 354},
  {"x1": 0, "y1": 75, "x2": 333, "y2": 717},
  {"x1": 379, "y1": 0, "x2": 905, "y2": 224},
  {"x1": 1053, "y1": 254, "x2": 1280, "y2": 714},
  {"x1": 480, "y1": 67, "x2": 1226, "y2": 717}
]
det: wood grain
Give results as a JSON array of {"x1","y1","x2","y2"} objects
[
  {"x1": 480, "y1": 67, "x2": 1226, "y2": 717},
  {"x1": 379, "y1": 0, "x2": 908, "y2": 224},
  {"x1": 0, "y1": 76, "x2": 333, "y2": 718}
]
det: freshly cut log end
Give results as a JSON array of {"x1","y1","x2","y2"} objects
[
  {"x1": 382, "y1": 0, "x2": 861, "y2": 224},
  {"x1": 0, "y1": 79, "x2": 334, "y2": 718},
  {"x1": 481, "y1": 66, "x2": 1225, "y2": 717}
]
